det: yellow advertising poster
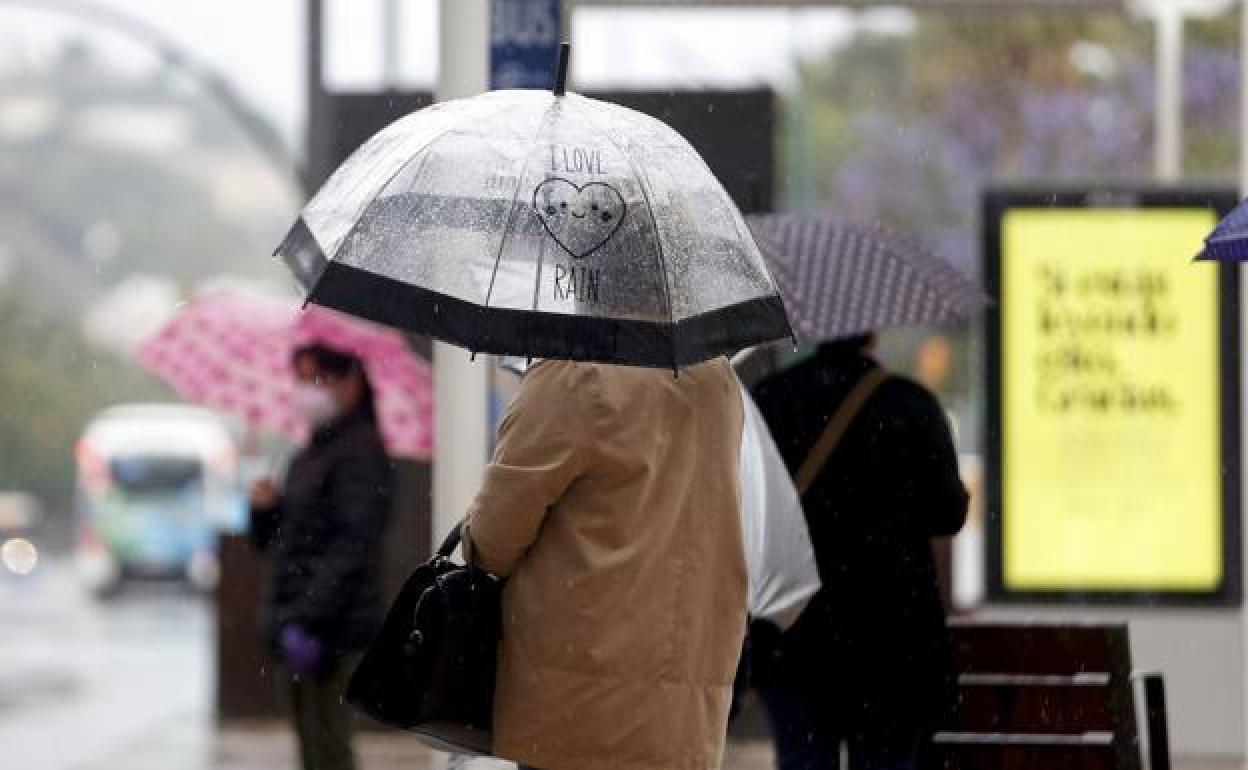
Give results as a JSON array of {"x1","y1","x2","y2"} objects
[{"x1": 1001, "y1": 207, "x2": 1222, "y2": 592}]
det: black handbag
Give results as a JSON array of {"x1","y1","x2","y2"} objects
[{"x1": 345, "y1": 523, "x2": 503, "y2": 755}]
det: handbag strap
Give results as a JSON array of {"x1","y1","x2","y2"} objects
[
  {"x1": 436, "y1": 522, "x2": 463, "y2": 559},
  {"x1": 793, "y1": 366, "x2": 889, "y2": 496},
  {"x1": 439, "y1": 521, "x2": 495, "y2": 579}
]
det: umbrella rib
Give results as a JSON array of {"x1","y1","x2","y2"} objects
[
  {"x1": 731, "y1": 212, "x2": 794, "y2": 349},
  {"x1": 751, "y1": 227, "x2": 806, "y2": 333},
  {"x1": 303, "y1": 147, "x2": 435, "y2": 307},
  {"x1": 577, "y1": 101, "x2": 678, "y2": 368},
  {"x1": 529, "y1": 226, "x2": 549, "y2": 313},
  {"x1": 308, "y1": 100, "x2": 500, "y2": 266},
  {"x1": 483, "y1": 98, "x2": 564, "y2": 311},
  {"x1": 304, "y1": 99, "x2": 529, "y2": 306},
  {"x1": 761, "y1": 216, "x2": 816, "y2": 340}
]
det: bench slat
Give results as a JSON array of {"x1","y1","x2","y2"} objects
[
  {"x1": 948, "y1": 624, "x2": 1130, "y2": 677},
  {"x1": 954, "y1": 682, "x2": 1116, "y2": 733},
  {"x1": 942, "y1": 623, "x2": 1141, "y2": 770},
  {"x1": 932, "y1": 742, "x2": 1119, "y2": 770}
]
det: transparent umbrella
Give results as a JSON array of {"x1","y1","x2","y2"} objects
[{"x1": 276, "y1": 71, "x2": 791, "y2": 369}]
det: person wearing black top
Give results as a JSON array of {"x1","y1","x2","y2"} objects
[
  {"x1": 750, "y1": 335, "x2": 968, "y2": 770},
  {"x1": 249, "y1": 343, "x2": 394, "y2": 770}
]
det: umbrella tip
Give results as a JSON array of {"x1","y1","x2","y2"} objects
[{"x1": 553, "y1": 41, "x2": 570, "y2": 96}]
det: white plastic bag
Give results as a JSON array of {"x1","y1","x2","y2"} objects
[
  {"x1": 444, "y1": 755, "x2": 515, "y2": 770},
  {"x1": 737, "y1": 382, "x2": 821, "y2": 630}
]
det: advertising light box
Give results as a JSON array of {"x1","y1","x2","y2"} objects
[{"x1": 984, "y1": 189, "x2": 1240, "y2": 604}]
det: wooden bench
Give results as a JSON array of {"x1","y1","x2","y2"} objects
[{"x1": 932, "y1": 622, "x2": 1171, "y2": 770}]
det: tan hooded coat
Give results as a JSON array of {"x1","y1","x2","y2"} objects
[{"x1": 465, "y1": 357, "x2": 747, "y2": 770}]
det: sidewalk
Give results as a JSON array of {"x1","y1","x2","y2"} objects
[
  {"x1": 78, "y1": 709, "x2": 1242, "y2": 770},
  {"x1": 76, "y1": 709, "x2": 774, "y2": 770},
  {"x1": 214, "y1": 723, "x2": 1244, "y2": 770},
  {"x1": 214, "y1": 722, "x2": 775, "y2": 770}
]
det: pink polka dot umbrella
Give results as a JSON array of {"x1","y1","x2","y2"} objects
[{"x1": 136, "y1": 290, "x2": 432, "y2": 459}]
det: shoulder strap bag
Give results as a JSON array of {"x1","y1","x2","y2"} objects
[
  {"x1": 345, "y1": 523, "x2": 502, "y2": 756},
  {"x1": 792, "y1": 366, "x2": 889, "y2": 496}
]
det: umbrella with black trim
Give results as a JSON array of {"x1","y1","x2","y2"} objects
[{"x1": 276, "y1": 46, "x2": 791, "y2": 369}]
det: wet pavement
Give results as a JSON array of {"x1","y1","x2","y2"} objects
[
  {"x1": 211, "y1": 726, "x2": 771, "y2": 770},
  {"x1": 0, "y1": 557, "x2": 772, "y2": 770},
  {"x1": 5, "y1": 558, "x2": 1233, "y2": 770},
  {"x1": 0, "y1": 557, "x2": 211, "y2": 770}
]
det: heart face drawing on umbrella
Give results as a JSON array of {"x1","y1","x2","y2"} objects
[{"x1": 533, "y1": 177, "x2": 627, "y2": 258}]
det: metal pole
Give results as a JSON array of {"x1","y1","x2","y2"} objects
[
  {"x1": 382, "y1": 0, "x2": 401, "y2": 86},
  {"x1": 561, "y1": 0, "x2": 573, "y2": 82},
  {"x1": 1240, "y1": 1, "x2": 1248, "y2": 757},
  {"x1": 786, "y1": 8, "x2": 816, "y2": 214},
  {"x1": 306, "y1": 0, "x2": 327, "y2": 191},
  {"x1": 433, "y1": 0, "x2": 490, "y2": 545},
  {"x1": 1155, "y1": 3, "x2": 1183, "y2": 181},
  {"x1": 1241, "y1": 0, "x2": 1248, "y2": 195}
]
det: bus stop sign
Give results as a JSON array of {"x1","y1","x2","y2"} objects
[{"x1": 490, "y1": 0, "x2": 561, "y2": 89}]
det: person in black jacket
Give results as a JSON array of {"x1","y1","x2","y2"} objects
[
  {"x1": 750, "y1": 334, "x2": 968, "y2": 770},
  {"x1": 249, "y1": 343, "x2": 394, "y2": 770}
]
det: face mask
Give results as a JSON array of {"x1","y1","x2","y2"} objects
[{"x1": 294, "y1": 384, "x2": 338, "y2": 426}]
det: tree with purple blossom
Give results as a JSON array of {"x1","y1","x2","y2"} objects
[
  {"x1": 773, "y1": 10, "x2": 1245, "y2": 435},
  {"x1": 782, "y1": 11, "x2": 1159, "y2": 275}
]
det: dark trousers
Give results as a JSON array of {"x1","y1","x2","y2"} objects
[
  {"x1": 757, "y1": 681, "x2": 923, "y2": 770},
  {"x1": 282, "y1": 654, "x2": 361, "y2": 770}
]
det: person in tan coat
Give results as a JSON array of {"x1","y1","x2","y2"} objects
[{"x1": 464, "y1": 356, "x2": 748, "y2": 770}]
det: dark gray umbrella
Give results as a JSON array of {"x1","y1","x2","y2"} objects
[{"x1": 746, "y1": 214, "x2": 988, "y2": 342}]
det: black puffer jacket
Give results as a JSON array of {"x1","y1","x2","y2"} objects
[{"x1": 249, "y1": 409, "x2": 394, "y2": 659}]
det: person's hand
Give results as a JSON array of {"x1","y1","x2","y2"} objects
[
  {"x1": 279, "y1": 623, "x2": 324, "y2": 676},
  {"x1": 249, "y1": 478, "x2": 279, "y2": 509}
]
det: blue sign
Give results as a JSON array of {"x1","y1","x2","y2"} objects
[{"x1": 490, "y1": 0, "x2": 561, "y2": 89}]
